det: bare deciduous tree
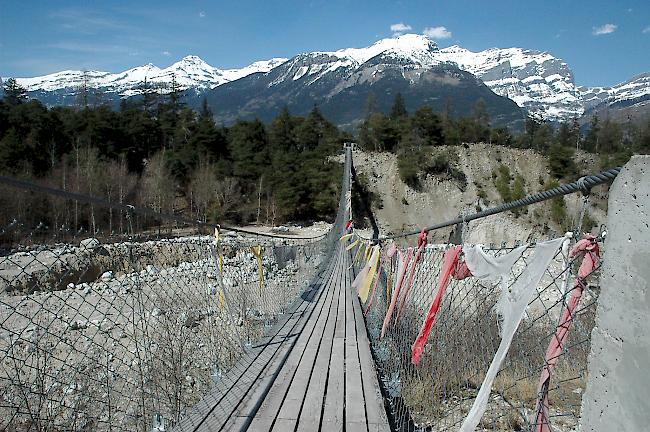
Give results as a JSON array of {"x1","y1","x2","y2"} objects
[
  {"x1": 214, "y1": 178, "x2": 241, "y2": 220},
  {"x1": 188, "y1": 162, "x2": 218, "y2": 222},
  {"x1": 141, "y1": 151, "x2": 175, "y2": 215}
]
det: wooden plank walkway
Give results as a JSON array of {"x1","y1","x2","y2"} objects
[{"x1": 174, "y1": 244, "x2": 390, "y2": 432}]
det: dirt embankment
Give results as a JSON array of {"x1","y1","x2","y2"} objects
[{"x1": 349, "y1": 144, "x2": 608, "y2": 245}]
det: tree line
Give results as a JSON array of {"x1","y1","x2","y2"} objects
[
  {"x1": 0, "y1": 78, "x2": 347, "y2": 239},
  {"x1": 358, "y1": 93, "x2": 649, "y2": 187}
]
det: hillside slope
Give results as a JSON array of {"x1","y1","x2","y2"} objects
[
  {"x1": 206, "y1": 61, "x2": 524, "y2": 128},
  {"x1": 350, "y1": 144, "x2": 607, "y2": 245}
]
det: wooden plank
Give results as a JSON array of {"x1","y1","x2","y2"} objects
[
  {"x1": 346, "y1": 422, "x2": 368, "y2": 432},
  {"x1": 179, "y1": 241, "x2": 392, "y2": 432},
  {"x1": 333, "y1": 249, "x2": 347, "y2": 340},
  {"x1": 321, "y1": 248, "x2": 346, "y2": 430},
  {"x1": 345, "y1": 255, "x2": 368, "y2": 430},
  {"x1": 295, "y1": 253, "x2": 343, "y2": 431},
  {"x1": 351, "y1": 268, "x2": 391, "y2": 430},
  {"x1": 321, "y1": 419, "x2": 344, "y2": 432},
  {"x1": 195, "y1": 304, "x2": 314, "y2": 429},
  {"x1": 218, "y1": 415, "x2": 248, "y2": 432},
  {"x1": 275, "y1": 253, "x2": 343, "y2": 423},
  {"x1": 270, "y1": 418, "x2": 296, "y2": 432},
  {"x1": 244, "y1": 254, "x2": 342, "y2": 431},
  {"x1": 322, "y1": 338, "x2": 345, "y2": 427},
  {"x1": 368, "y1": 423, "x2": 392, "y2": 432}
]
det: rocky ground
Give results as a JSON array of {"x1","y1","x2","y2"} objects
[{"x1": 0, "y1": 233, "x2": 329, "y2": 431}]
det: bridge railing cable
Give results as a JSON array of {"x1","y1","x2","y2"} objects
[
  {"x1": 379, "y1": 166, "x2": 621, "y2": 241},
  {"x1": 0, "y1": 175, "x2": 329, "y2": 242}
]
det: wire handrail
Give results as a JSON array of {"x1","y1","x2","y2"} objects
[
  {"x1": 0, "y1": 175, "x2": 329, "y2": 241},
  {"x1": 379, "y1": 166, "x2": 622, "y2": 241}
]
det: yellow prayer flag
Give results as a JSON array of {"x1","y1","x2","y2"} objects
[{"x1": 250, "y1": 246, "x2": 264, "y2": 293}]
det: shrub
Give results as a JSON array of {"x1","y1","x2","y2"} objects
[
  {"x1": 545, "y1": 179, "x2": 568, "y2": 229},
  {"x1": 397, "y1": 152, "x2": 421, "y2": 189},
  {"x1": 494, "y1": 165, "x2": 512, "y2": 202}
]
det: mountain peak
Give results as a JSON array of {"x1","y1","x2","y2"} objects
[
  {"x1": 380, "y1": 33, "x2": 439, "y2": 52},
  {"x1": 320, "y1": 33, "x2": 439, "y2": 65},
  {"x1": 128, "y1": 63, "x2": 160, "y2": 71},
  {"x1": 179, "y1": 55, "x2": 207, "y2": 63},
  {"x1": 171, "y1": 55, "x2": 213, "y2": 70}
]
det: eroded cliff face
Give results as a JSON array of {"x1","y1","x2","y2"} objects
[{"x1": 349, "y1": 144, "x2": 607, "y2": 245}]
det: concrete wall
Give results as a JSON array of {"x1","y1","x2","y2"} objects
[{"x1": 581, "y1": 156, "x2": 650, "y2": 431}]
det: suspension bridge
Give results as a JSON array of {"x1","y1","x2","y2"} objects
[{"x1": 0, "y1": 145, "x2": 647, "y2": 432}]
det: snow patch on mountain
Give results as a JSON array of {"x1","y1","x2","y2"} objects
[
  {"x1": 579, "y1": 73, "x2": 650, "y2": 111},
  {"x1": 436, "y1": 45, "x2": 584, "y2": 121}
]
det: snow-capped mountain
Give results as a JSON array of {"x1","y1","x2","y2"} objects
[
  {"x1": 202, "y1": 35, "x2": 525, "y2": 127},
  {"x1": 5, "y1": 34, "x2": 649, "y2": 125},
  {"x1": 316, "y1": 33, "x2": 443, "y2": 66},
  {"x1": 434, "y1": 45, "x2": 583, "y2": 122},
  {"x1": 14, "y1": 55, "x2": 288, "y2": 98},
  {"x1": 579, "y1": 72, "x2": 650, "y2": 111}
]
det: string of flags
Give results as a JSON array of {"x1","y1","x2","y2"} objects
[{"x1": 339, "y1": 221, "x2": 601, "y2": 431}]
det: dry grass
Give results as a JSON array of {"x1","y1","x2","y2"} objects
[{"x1": 371, "y1": 263, "x2": 597, "y2": 431}]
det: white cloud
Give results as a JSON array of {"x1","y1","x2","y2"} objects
[
  {"x1": 643, "y1": 26, "x2": 650, "y2": 34},
  {"x1": 592, "y1": 24, "x2": 617, "y2": 35},
  {"x1": 390, "y1": 22, "x2": 412, "y2": 35},
  {"x1": 199, "y1": 11, "x2": 206, "y2": 18},
  {"x1": 423, "y1": 26, "x2": 452, "y2": 39},
  {"x1": 162, "y1": 51, "x2": 171, "y2": 56}
]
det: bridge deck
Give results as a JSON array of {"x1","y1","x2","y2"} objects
[{"x1": 174, "y1": 244, "x2": 390, "y2": 432}]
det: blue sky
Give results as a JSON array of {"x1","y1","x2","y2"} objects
[{"x1": 1, "y1": 0, "x2": 649, "y2": 86}]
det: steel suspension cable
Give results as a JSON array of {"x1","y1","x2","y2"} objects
[
  {"x1": 380, "y1": 166, "x2": 621, "y2": 241},
  {"x1": 0, "y1": 175, "x2": 329, "y2": 241}
]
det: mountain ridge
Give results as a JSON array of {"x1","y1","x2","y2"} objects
[{"x1": 4, "y1": 34, "x2": 648, "y2": 124}]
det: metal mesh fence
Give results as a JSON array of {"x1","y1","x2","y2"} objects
[
  {"x1": 359, "y1": 224, "x2": 601, "y2": 431},
  {"x1": 0, "y1": 194, "x2": 339, "y2": 431}
]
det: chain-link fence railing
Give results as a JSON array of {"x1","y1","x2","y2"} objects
[
  {"x1": 0, "y1": 217, "x2": 337, "y2": 431},
  {"x1": 355, "y1": 215, "x2": 602, "y2": 432}
]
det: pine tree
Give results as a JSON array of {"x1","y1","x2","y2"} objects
[
  {"x1": 229, "y1": 119, "x2": 269, "y2": 180},
  {"x1": 548, "y1": 142, "x2": 577, "y2": 179},
  {"x1": 411, "y1": 106, "x2": 443, "y2": 146},
  {"x1": 139, "y1": 78, "x2": 156, "y2": 115},
  {"x1": 584, "y1": 115, "x2": 600, "y2": 152},
  {"x1": 473, "y1": 98, "x2": 491, "y2": 142},
  {"x1": 2, "y1": 78, "x2": 27, "y2": 105},
  {"x1": 200, "y1": 97, "x2": 212, "y2": 119},
  {"x1": 637, "y1": 117, "x2": 650, "y2": 154},
  {"x1": 364, "y1": 93, "x2": 377, "y2": 118},
  {"x1": 269, "y1": 106, "x2": 295, "y2": 153},
  {"x1": 555, "y1": 122, "x2": 572, "y2": 147},
  {"x1": 516, "y1": 114, "x2": 544, "y2": 148},
  {"x1": 570, "y1": 117, "x2": 581, "y2": 150},
  {"x1": 168, "y1": 73, "x2": 184, "y2": 114},
  {"x1": 365, "y1": 113, "x2": 398, "y2": 152},
  {"x1": 598, "y1": 117, "x2": 622, "y2": 154},
  {"x1": 296, "y1": 106, "x2": 326, "y2": 151},
  {"x1": 76, "y1": 70, "x2": 91, "y2": 109},
  {"x1": 531, "y1": 122, "x2": 553, "y2": 151},
  {"x1": 390, "y1": 93, "x2": 407, "y2": 119}
]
